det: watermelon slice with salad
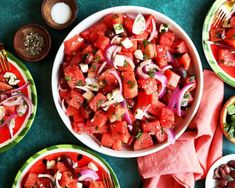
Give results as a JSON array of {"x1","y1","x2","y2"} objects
[
  {"x1": 0, "y1": 56, "x2": 34, "y2": 150},
  {"x1": 209, "y1": 13, "x2": 235, "y2": 78},
  {"x1": 58, "y1": 12, "x2": 197, "y2": 151}
]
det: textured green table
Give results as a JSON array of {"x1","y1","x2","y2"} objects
[{"x1": 0, "y1": 0, "x2": 234, "y2": 187}]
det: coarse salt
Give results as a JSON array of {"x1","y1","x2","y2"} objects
[{"x1": 51, "y1": 2, "x2": 72, "y2": 24}]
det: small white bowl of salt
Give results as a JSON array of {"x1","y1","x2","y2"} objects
[{"x1": 41, "y1": 0, "x2": 78, "y2": 30}]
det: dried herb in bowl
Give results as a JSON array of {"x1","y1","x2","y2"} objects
[{"x1": 24, "y1": 32, "x2": 45, "y2": 56}]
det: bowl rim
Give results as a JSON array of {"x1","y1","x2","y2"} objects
[
  {"x1": 13, "y1": 23, "x2": 51, "y2": 62},
  {"x1": 202, "y1": 0, "x2": 235, "y2": 87},
  {"x1": 12, "y1": 144, "x2": 120, "y2": 188},
  {"x1": 220, "y1": 95, "x2": 235, "y2": 144},
  {"x1": 0, "y1": 51, "x2": 37, "y2": 153},
  {"x1": 51, "y1": 5, "x2": 203, "y2": 158}
]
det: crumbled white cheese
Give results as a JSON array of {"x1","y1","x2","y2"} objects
[
  {"x1": 85, "y1": 78, "x2": 100, "y2": 92},
  {"x1": 72, "y1": 162, "x2": 78, "y2": 169},
  {"x1": 0, "y1": 106, "x2": 5, "y2": 120},
  {"x1": 113, "y1": 23, "x2": 124, "y2": 34},
  {"x1": 9, "y1": 119, "x2": 15, "y2": 138},
  {"x1": 107, "y1": 89, "x2": 124, "y2": 103},
  {"x1": 77, "y1": 182, "x2": 83, "y2": 188},
  {"x1": 134, "y1": 49, "x2": 144, "y2": 60},
  {"x1": 121, "y1": 38, "x2": 133, "y2": 49},
  {"x1": 113, "y1": 54, "x2": 125, "y2": 68},
  {"x1": 55, "y1": 171, "x2": 62, "y2": 180},
  {"x1": 132, "y1": 14, "x2": 146, "y2": 34},
  {"x1": 159, "y1": 23, "x2": 169, "y2": 33},
  {"x1": 82, "y1": 91, "x2": 95, "y2": 101},
  {"x1": 4, "y1": 72, "x2": 20, "y2": 86},
  {"x1": 46, "y1": 160, "x2": 56, "y2": 169},
  {"x1": 79, "y1": 63, "x2": 89, "y2": 73},
  {"x1": 135, "y1": 109, "x2": 145, "y2": 120},
  {"x1": 88, "y1": 162, "x2": 98, "y2": 171}
]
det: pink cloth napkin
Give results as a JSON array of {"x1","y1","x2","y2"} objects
[{"x1": 138, "y1": 70, "x2": 224, "y2": 188}]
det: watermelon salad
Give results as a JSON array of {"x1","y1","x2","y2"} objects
[
  {"x1": 58, "y1": 13, "x2": 197, "y2": 151},
  {"x1": 209, "y1": 13, "x2": 235, "y2": 78},
  {"x1": 0, "y1": 64, "x2": 33, "y2": 145},
  {"x1": 22, "y1": 152, "x2": 108, "y2": 188}
]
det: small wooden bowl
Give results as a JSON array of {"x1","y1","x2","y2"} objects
[
  {"x1": 220, "y1": 95, "x2": 235, "y2": 144},
  {"x1": 13, "y1": 24, "x2": 51, "y2": 62},
  {"x1": 41, "y1": 0, "x2": 78, "y2": 30}
]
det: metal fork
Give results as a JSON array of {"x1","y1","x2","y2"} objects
[
  {"x1": 102, "y1": 172, "x2": 114, "y2": 188},
  {"x1": 0, "y1": 42, "x2": 10, "y2": 72},
  {"x1": 212, "y1": 1, "x2": 235, "y2": 28}
]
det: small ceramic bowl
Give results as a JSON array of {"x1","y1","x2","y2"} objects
[
  {"x1": 41, "y1": 0, "x2": 78, "y2": 30},
  {"x1": 220, "y1": 95, "x2": 235, "y2": 144},
  {"x1": 14, "y1": 24, "x2": 51, "y2": 62}
]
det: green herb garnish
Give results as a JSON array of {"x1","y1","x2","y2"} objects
[
  {"x1": 76, "y1": 80, "x2": 83, "y2": 86},
  {"x1": 65, "y1": 76, "x2": 71, "y2": 81},
  {"x1": 127, "y1": 80, "x2": 136, "y2": 89},
  {"x1": 135, "y1": 132, "x2": 142, "y2": 139}
]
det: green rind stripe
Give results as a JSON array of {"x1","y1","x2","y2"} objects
[
  {"x1": 0, "y1": 51, "x2": 38, "y2": 153},
  {"x1": 12, "y1": 144, "x2": 120, "y2": 188},
  {"x1": 202, "y1": 0, "x2": 235, "y2": 87}
]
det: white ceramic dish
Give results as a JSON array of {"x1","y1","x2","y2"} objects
[
  {"x1": 51, "y1": 6, "x2": 203, "y2": 158},
  {"x1": 205, "y1": 154, "x2": 235, "y2": 188}
]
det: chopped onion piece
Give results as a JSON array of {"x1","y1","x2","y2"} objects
[
  {"x1": 0, "y1": 95, "x2": 22, "y2": 106},
  {"x1": 148, "y1": 18, "x2": 157, "y2": 42},
  {"x1": 154, "y1": 72, "x2": 167, "y2": 98},
  {"x1": 161, "y1": 65, "x2": 173, "y2": 73},
  {"x1": 38, "y1": 174, "x2": 55, "y2": 182},
  {"x1": 176, "y1": 83, "x2": 195, "y2": 117},
  {"x1": 75, "y1": 86, "x2": 90, "y2": 92},
  {"x1": 109, "y1": 70, "x2": 123, "y2": 94},
  {"x1": 168, "y1": 86, "x2": 180, "y2": 110},
  {"x1": 61, "y1": 99, "x2": 67, "y2": 113},
  {"x1": 105, "y1": 44, "x2": 120, "y2": 64},
  {"x1": 121, "y1": 99, "x2": 132, "y2": 130},
  {"x1": 78, "y1": 169, "x2": 99, "y2": 181},
  {"x1": 166, "y1": 128, "x2": 175, "y2": 144},
  {"x1": 97, "y1": 61, "x2": 107, "y2": 75},
  {"x1": 166, "y1": 51, "x2": 176, "y2": 65},
  {"x1": 0, "y1": 111, "x2": 18, "y2": 128},
  {"x1": 88, "y1": 162, "x2": 98, "y2": 171},
  {"x1": 2, "y1": 82, "x2": 30, "y2": 94}
]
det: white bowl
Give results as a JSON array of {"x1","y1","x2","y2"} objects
[{"x1": 52, "y1": 6, "x2": 203, "y2": 158}]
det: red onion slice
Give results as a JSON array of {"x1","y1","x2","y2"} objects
[
  {"x1": 58, "y1": 81, "x2": 68, "y2": 92},
  {"x1": 0, "y1": 111, "x2": 18, "y2": 128},
  {"x1": 167, "y1": 86, "x2": 180, "y2": 110},
  {"x1": 97, "y1": 61, "x2": 107, "y2": 75},
  {"x1": 121, "y1": 99, "x2": 132, "y2": 130},
  {"x1": 166, "y1": 128, "x2": 175, "y2": 144},
  {"x1": 38, "y1": 174, "x2": 55, "y2": 182},
  {"x1": 109, "y1": 70, "x2": 123, "y2": 94},
  {"x1": 154, "y1": 72, "x2": 167, "y2": 98},
  {"x1": 105, "y1": 44, "x2": 119, "y2": 64},
  {"x1": 75, "y1": 86, "x2": 90, "y2": 92},
  {"x1": 61, "y1": 99, "x2": 67, "y2": 113},
  {"x1": 1, "y1": 95, "x2": 22, "y2": 106},
  {"x1": 166, "y1": 51, "x2": 176, "y2": 65},
  {"x1": 148, "y1": 18, "x2": 157, "y2": 42},
  {"x1": 2, "y1": 82, "x2": 31, "y2": 94},
  {"x1": 161, "y1": 65, "x2": 173, "y2": 73},
  {"x1": 176, "y1": 83, "x2": 195, "y2": 117},
  {"x1": 78, "y1": 169, "x2": 99, "y2": 181}
]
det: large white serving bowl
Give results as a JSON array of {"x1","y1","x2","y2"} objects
[{"x1": 52, "y1": 6, "x2": 203, "y2": 158}]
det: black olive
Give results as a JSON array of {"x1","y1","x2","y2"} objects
[
  {"x1": 119, "y1": 30, "x2": 128, "y2": 37},
  {"x1": 63, "y1": 156, "x2": 73, "y2": 169},
  {"x1": 77, "y1": 154, "x2": 83, "y2": 161},
  {"x1": 42, "y1": 159, "x2": 47, "y2": 165},
  {"x1": 228, "y1": 160, "x2": 235, "y2": 169},
  {"x1": 106, "y1": 29, "x2": 115, "y2": 39}
]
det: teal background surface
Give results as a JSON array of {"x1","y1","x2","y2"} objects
[{"x1": 0, "y1": 0, "x2": 234, "y2": 187}]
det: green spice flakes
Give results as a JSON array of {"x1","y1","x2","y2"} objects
[
  {"x1": 65, "y1": 76, "x2": 71, "y2": 81},
  {"x1": 24, "y1": 32, "x2": 45, "y2": 56},
  {"x1": 127, "y1": 80, "x2": 136, "y2": 89}
]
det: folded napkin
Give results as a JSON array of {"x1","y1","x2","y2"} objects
[{"x1": 138, "y1": 70, "x2": 224, "y2": 188}]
